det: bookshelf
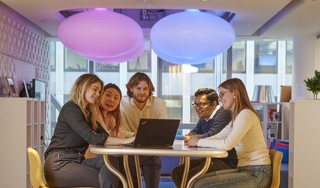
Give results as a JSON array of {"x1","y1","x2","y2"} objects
[{"x1": 0, "y1": 98, "x2": 46, "y2": 188}]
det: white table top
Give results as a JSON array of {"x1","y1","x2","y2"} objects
[{"x1": 90, "y1": 140, "x2": 228, "y2": 158}]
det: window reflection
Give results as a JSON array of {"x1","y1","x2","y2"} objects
[
  {"x1": 190, "y1": 96, "x2": 198, "y2": 123},
  {"x1": 96, "y1": 63, "x2": 119, "y2": 72},
  {"x1": 64, "y1": 48, "x2": 88, "y2": 72},
  {"x1": 193, "y1": 60, "x2": 215, "y2": 73},
  {"x1": 232, "y1": 41, "x2": 246, "y2": 73},
  {"x1": 254, "y1": 41, "x2": 278, "y2": 74},
  {"x1": 286, "y1": 40, "x2": 293, "y2": 74},
  {"x1": 163, "y1": 96, "x2": 182, "y2": 120},
  {"x1": 50, "y1": 42, "x2": 56, "y2": 71},
  {"x1": 127, "y1": 51, "x2": 151, "y2": 72}
]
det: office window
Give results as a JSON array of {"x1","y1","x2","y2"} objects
[
  {"x1": 95, "y1": 63, "x2": 120, "y2": 72},
  {"x1": 190, "y1": 96, "x2": 198, "y2": 123},
  {"x1": 50, "y1": 42, "x2": 56, "y2": 71},
  {"x1": 127, "y1": 51, "x2": 151, "y2": 72},
  {"x1": 49, "y1": 38, "x2": 293, "y2": 138},
  {"x1": 232, "y1": 40, "x2": 246, "y2": 73},
  {"x1": 162, "y1": 60, "x2": 181, "y2": 73},
  {"x1": 286, "y1": 40, "x2": 293, "y2": 74},
  {"x1": 64, "y1": 48, "x2": 88, "y2": 72},
  {"x1": 193, "y1": 60, "x2": 215, "y2": 73},
  {"x1": 163, "y1": 96, "x2": 182, "y2": 120},
  {"x1": 254, "y1": 41, "x2": 278, "y2": 74}
]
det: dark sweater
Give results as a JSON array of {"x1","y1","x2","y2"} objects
[{"x1": 45, "y1": 101, "x2": 108, "y2": 156}]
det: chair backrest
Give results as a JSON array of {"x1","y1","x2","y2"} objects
[
  {"x1": 269, "y1": 149, "x2": 283, "y2": 188},
  {"x1": 27, "y1": 147, "x2": 48, "y2": 188}
]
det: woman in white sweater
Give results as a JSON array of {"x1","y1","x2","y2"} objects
[{"x1": 188, "y1": 78, "x2": 272, "y2": 188}]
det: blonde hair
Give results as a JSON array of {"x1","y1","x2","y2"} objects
[
  {"x1": 219, "y1": 78, "x2": 262, "y2": 130},
  {"x1": 69, "y1": 74, "x2": 103, "y2": 131}
]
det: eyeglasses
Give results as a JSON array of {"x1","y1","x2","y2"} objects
[
  {"x1": 219, "y1": 91, "x2": 232, "y2": 98},
  {"x1": 191, "y1": 102, "x2": 210, "y2": 108}
]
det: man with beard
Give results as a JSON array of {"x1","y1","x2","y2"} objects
[
  {"x1": 119, "y1": 72, "x2": 167, "y2": 188},
  {"x1": 171, "y1": 88, "x2": 238, "y2": 187}
]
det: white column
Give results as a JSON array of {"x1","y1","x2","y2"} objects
[
  {"x1": 119, "y1": 62, "x2": 127, "y2": 96},
  {"x1": 182, "y1": 73, "x2": 191, "y2": 123},
  {"x1": 292, "y1": 35, "x2": 317, "y2": 100},
  {"x1": 55, "y1": 42, "x2": 64, "y2": 106},
  {"x1": 278, "y1": 41, "x2": 286, "y2": 101},
  {"x1": 151, "y1": 49, "x2": 158, "y2": 96},
  {"x1": 246, "y1": 41, "x2": 255, "y2": 99}
]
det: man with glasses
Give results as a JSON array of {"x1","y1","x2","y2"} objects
[{"x1": 171, "y1": 88, "x2": 238, "y2": 187}]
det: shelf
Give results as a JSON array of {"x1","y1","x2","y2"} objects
[
  {"x1": 252, "y1": 102, "x2": 285, "y2": 143},
  {"x1": 0, "y1": 98, "x2": 46, "y2": 188},
  {"x1": 289, "y1": 100, "x2": 320, "y2": 188}
]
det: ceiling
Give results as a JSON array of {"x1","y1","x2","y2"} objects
[{"x1": 1, "y1": 0, "x2": 320, "y2": 39}]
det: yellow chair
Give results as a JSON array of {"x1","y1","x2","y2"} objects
[
  {"x1": 27, "y1": 147, "x2": 48, "y2": 188},
  {"x1": 269, "y1": 149, "x2": 283, "y2": 188},
  {"x1": 27, "y1": 147, "x2": 94, "y2": 188}
]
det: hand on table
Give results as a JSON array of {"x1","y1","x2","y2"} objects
[
  {"x1": 184, "y1": 135, "x2": 191, "y2": 143},
  {"x1": 187, "y1": 136, "x2": 199, "y2": 147},
  {"x1": 123, "y1": 137, "x2": 135, "y2": 144}
]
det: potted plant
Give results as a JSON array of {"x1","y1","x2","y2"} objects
[{"x1": 304, "y1": 70, "x2": 320, "y2": 99}]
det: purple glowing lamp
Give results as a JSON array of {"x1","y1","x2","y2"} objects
[
  {"x1": 58, "y1": 9, "x2": 144, "y2": 63},
  {"x1": 85, "y1": 38, "x2": 145, "y2": 63}
]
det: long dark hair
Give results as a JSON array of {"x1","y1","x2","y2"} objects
[{"x1": 101, "y1": 83, "x2": 122, "y2": 136}]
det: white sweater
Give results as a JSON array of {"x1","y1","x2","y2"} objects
[{"x1": 198, "y1": 109, "x2": 271, "y2": 166}]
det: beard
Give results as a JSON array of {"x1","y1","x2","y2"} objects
[{"x1": 132, "y1": 93, "x2": 149, "y2": 104}]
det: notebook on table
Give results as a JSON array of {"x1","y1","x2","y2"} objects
[{"x1": 123, "y1": 118, "x2": 180, "y2": 147}]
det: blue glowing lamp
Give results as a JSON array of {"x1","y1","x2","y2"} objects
[
  {"x1": 152, "y1": 45, "x2": 210, "y2": 65},
  {"x1": 150, "y1": 9, "x2": 235, "y2": 64}
]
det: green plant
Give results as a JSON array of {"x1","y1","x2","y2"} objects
[{"x1": 304, "y1": 70, "x2": 320, "y2": 99}]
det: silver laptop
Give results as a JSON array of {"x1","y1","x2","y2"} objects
[{"x1": 123, "y1": 118, "x2": 180, "y2": 147}]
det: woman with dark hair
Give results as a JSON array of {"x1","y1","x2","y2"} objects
[
  {"x1": 188, "y1": 78, "x2": 272, "y2": 188},
  {"x1": 44, "y1": 74, "x2": 134, "y2": 188},
  {"x1": 85, "y1": 83, "x2": 125, "y2": 158}
]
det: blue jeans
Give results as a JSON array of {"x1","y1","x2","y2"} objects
[{"x1": 193, "y1": 164, "x2": 272, "y2": 188}]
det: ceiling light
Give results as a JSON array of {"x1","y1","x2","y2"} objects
[
  {"x1": 58, "y1": 9, "x2": 145, "y2": 64},
  {"x1": 150, "y1": 9, "x2": 235, "y2": 65}
]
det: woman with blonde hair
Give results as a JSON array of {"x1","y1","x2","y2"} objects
[
  {"x1": 188, "y1": 78, "x2": 272, "y2": 188},
  {"x1": 44, "y1": 74, "x2": 134, "y2": 188}
]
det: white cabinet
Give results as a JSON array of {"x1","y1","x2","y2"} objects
[
  {"x1": 0, "y1": 98, "x2": 46, "y2": 188},
  {"x1": 289, "y1": 100, "x2": 320, "y2": 188},
  {"x1": 252, "y1": 102, "x2": 285, "y2": 142}
]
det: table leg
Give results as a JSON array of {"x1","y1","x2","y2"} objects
[
  {"x1": 186, "y1": 157, "x2": 211, "y2": 187},
  {"x1": 179, "y1": 156, "x2": 185, "y2": 165},
  {"x1": 102, "y1": 154, "x2": 128, "y2": 188},
  {"x1": 180, "y1": 156, "x2": 190, "y2": 188},
  {"x1": 134, "y1": 155, "x2": 143, "y2": 188},
  {"x1": 123, "y1": 155, "x2": 134, "y2": 188}
]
